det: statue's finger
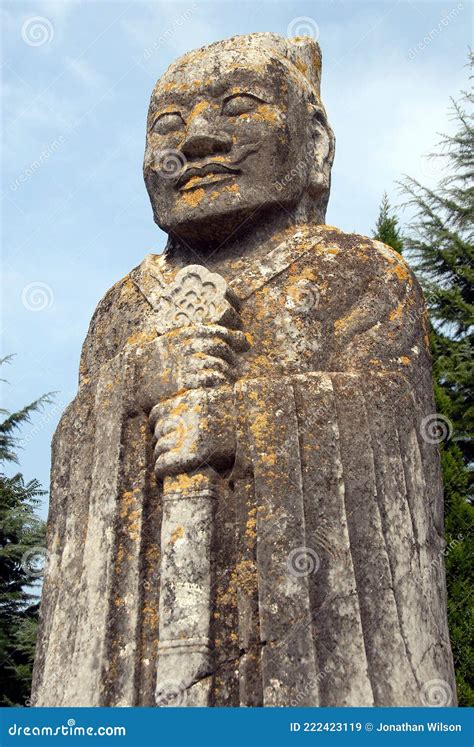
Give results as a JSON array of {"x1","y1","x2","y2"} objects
[
  {"x1": 149, "y1": 402, "x2": 169, "y2": 430},
  {"x1": 153, "y1": 417, "x2": 179, "y2": 440},
  {"x1": 185, "y1": 354, "x2": 232, "y2": 378},
  {"x1": 176, "y1": 324, "x2": 247, "y2": 351},
  {"x1": 184, "y1": 370, "x2": 230, "y2": 390},
  {"x1": 185, "y1": 338, "x2": 238, "y2": 365},
  {"x1": 153, "y1": 429, "x2": 186, "y2": 459},
  {"x1": 155, "y1": 450, "x2": 201, "y2": 479}
]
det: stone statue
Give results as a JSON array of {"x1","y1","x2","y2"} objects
[{"x1": 32, "y1": 32, "x2": 456, "y2": 707}]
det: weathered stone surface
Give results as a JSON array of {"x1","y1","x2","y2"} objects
[{"x1": 32, "y1": 32, "x2": 456, "y2": 707}]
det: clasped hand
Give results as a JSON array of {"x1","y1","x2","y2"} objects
[{"x1": 150, "y1": 323, "x2": 248, "y2": 478}]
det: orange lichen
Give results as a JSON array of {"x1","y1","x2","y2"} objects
[
  {"x1": 389, "y1": 302, "x2": 404, "y2": 322},
  {"x1": 387, "y1": 264, "x2": 410, "y2": 282},
  {"x1": 143, "y1": 603, "x2": 159, "y2": 630},
  {"x1": 164, "y1": 471, "x2": 210, "y2": 493},
  {"x1": 250, "y1": 411, "x2": 271, "y2": 452},
  {"x1": 244, "y1": 510, "x2": 257, "y2": 546},
  {"x1": 126, "y1": 330, "x2": 157, "y2": 347},
  {"x1": 188, "y1": 100, "x2": 215, "y2": 122},
  {"x1": 170, "y1": 525, "x2": 184, "y2": 544},
  {"x1": 146, "y1": 543, "x2": 160, "y2": 563},
  {"x1": 216, "y1": 559, "x2": 258, "y2": 607},
  {"x1": 171, "y1": 400, "x2": 191, "y2": 417},
  {"x1": 119, "y1": 488, "x2": 141, "y2": 542},
  {"x1": 116, "y1": 545, "x2": 125, "y2": 565},
  {"x1": 334, "y1": 316, "x2": 350, "y2": 335},
  {"x1": 181, "y1": 188, "x2": 205, "y2": 207},
  {"x1": 238, "y1": 105, "x2": 279, "y2": 124}
]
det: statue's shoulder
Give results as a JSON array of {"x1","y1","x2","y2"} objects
[
  {"x1": 79, "y1": 255, "x2": 162, "y2": 383},
  {"x1": 297, "y1": 224, "x2": 418, "y2": 286}
]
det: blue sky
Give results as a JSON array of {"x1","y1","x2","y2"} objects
[{"x1": 1, "y1": 0, "x2": 471, "y2": 518}]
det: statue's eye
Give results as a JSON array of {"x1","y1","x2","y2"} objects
[
  {"x1": 152, "y1": 112, "x2": 185, "y2": 135},
  {"x1": 221, "y1": 93, "x2": 265, "y2": 117}
]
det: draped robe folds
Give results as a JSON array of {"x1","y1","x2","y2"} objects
[{"x1": 31, "y1": 225, "x2": 456, "y2": 707}]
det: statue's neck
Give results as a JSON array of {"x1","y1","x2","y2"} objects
[{"x1": 166, "y1": 206, "x2": 317, "y2": 266}]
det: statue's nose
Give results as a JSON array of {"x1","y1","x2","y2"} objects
[{"x1": 181, "y1": 117, "x2": 232, "y2": 160}]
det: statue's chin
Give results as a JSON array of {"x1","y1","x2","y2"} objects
[
  {"x1": 156, "y1": 203, "x2": 265, "y2": 249},
  {"x1": 155, "y1": 192, "x2": 303, "y2": 250}
]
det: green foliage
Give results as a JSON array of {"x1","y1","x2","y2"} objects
[
  {"x1": 373, "y1": 192, "x2": 404, "y2": 254},
  {"x1": 399, "y1": 54, "x2": 474, "y2": 706},
  {"x1": 441, "y1": 434, "x2": 473, "y2": 706},
  {"x1": 0, "y1": 358, "x2": 50, "y2": 705},
  {"x1": 400, "y1": 58, "x2": 474, "y2": 338}
]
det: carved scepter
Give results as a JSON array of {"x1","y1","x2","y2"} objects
[{"x1": 147, "y1": 265, "x2": 243, "y2": 707}]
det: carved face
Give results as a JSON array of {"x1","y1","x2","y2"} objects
[{"x1": 144, "y1": 47, "x2": 313, "y2": 243}]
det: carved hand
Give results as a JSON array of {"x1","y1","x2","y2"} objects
[
  {"x1": 148, "y1": 323, "x2": 248, "y2": 478},
  {"x1": 140, "y1": 323, "x2": 247, "y2": 408},
  {"x1": 150, "y1": 385, "x2": 236, "y2": 478}
]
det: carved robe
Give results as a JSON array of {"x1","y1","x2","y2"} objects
[{"x1": 32, "y1": 225, "x2": 456, "y2": 706}]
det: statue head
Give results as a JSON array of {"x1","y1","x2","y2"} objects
[{"x1": 143, "y1": 32, "x2": 335, "y2": 248}]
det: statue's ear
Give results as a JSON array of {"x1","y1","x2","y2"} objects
[{"x1": 307, "y1": 105, "x2": 335, "y2": 198}]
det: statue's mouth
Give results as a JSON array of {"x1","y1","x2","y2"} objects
[
  {"x1": 176, "y1": 143, "x2": 261, "y2": 192},
  {"x1": 177, "y1": 162, "x2": 239, "y2": 191}
]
